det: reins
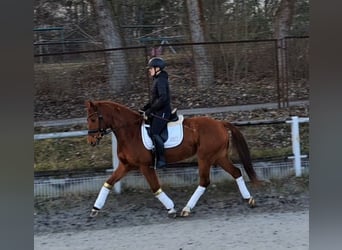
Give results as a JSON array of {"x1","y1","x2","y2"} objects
[
  {"x1": 111, "y1": 117, "x2": 143, "y2": 132},
  {"x1": 87, "y1": 104, "x2": 193, "y2": 137},
  {"x1": 87, "y1": 110, "x2": 143, "y2": 136}
]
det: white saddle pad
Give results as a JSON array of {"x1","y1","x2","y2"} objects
[{"x1": 141, "y1": 115, "x2": 184, "y2": 150}]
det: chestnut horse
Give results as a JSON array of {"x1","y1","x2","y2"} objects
[{"x1": 86, "y1": 100, "x2": 258, "y2": 217}]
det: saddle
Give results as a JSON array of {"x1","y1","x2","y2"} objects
[
  {"x1": 169, "y1": 108, "x2": 179, "y2": 122},
  {"x1": 141, "y1": 110, "x2": 184, "y2": 150}
]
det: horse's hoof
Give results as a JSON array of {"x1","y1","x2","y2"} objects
[
  {"x1": 89, "y1": 208, "x2": 99, "y2": 217},
  {"x1": 180, "y1": 211, "x2": 190, "y2": 217},
  {"x1": 180, "y1": 206, "x2": 191, "y2": 217},
  {"x1": 168, "y1": 208, "x2": 177, "y2": 218},
  {"x1": 246, "y1": 197, "x2": 256, "y2": 208}
]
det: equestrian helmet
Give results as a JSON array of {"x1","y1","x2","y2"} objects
[{"x1": 148, "y1": 57, "x2": 166, "y2": 69}]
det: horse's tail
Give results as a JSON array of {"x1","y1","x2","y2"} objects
[{"x1": 222, "y1": 121, "x2": 259, "y2": 184}]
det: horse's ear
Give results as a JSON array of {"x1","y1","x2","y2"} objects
[{"x1": 85, "y1": 100, "x2": 94, "y2": 109}]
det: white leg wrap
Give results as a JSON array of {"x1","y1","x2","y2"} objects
[
  {"x1": 155, "y1": 191, "x2": 174, "y2": 210},
  {"x1": 185, "y1": 185, "x2": 206, "y2": 210},
  {"x1": 94, "y1": 186, "x2": 111, "y2": 209},
  {"x1": 236, "y1": 176, "x2": 251, "y2": 199}
]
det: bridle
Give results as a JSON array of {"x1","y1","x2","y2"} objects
[
  {"x1": 87, "y1": 111, "x2": 111, "y2": 138},
  {"x1": 87, "y1": 107, "x2": 145, "y2": 145}
]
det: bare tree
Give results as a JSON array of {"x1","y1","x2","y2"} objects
[
  {"x1": 274, "y1": 0, "x2": 295, "y2": 39},
  {"x1": 92, "y1": 0, "x2": 129, "y2": 91},
  {"x1": 186, "y1": 0, "x2": 214, "y2": 86},
  {"x1": 274, "y1": 0, "x2": 296, "y2": 107}
]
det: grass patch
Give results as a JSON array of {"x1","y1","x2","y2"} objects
[
  {"x1": 34, "y1": 136, "x2": 305, "y2": 172},
  {"x1": 34, "y1": 136, "x2": 112, "y2": 172},
  {"x1": 34, "y1": 119, "x2": 309, "y2": 172}
]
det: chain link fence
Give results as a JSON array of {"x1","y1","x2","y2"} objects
[
  {"x1": 34, "y1": 37, "x2": 309, "y2": 121},
  {"x1": 34, "y1": 159, "x2": 309, "y2": 198}
]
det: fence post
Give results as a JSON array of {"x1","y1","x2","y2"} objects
[
  {"x1": 290, "y1": 116, "x2": 302, "y2": 176},
  {"x1": 111, "y1": 133, "x2": 121, "y2": 193}
]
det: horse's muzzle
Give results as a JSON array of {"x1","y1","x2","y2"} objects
[{"x1": 88, "y1": 135, "x2": 102, "y2": 146}]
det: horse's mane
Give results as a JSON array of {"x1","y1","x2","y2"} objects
[
  {"x1": 95, "y1": 100, "x2": 136, "y2": 113},
  {"x1": 94, "y1": 100, "x2": 142, "y2": 122}
]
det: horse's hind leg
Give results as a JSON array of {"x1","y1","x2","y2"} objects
[
  {"x1": 216, "y1": 157, "x2": 256, "y2": 207},
  {"x1": 181, "y1": 159, "x2": 211, "y2": 217},
  {"x1": 139, "y1": 166, "x2": 177, "y2": 217}
]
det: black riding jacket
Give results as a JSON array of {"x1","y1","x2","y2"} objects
[{"x1": 149, "y1": 70, "x2": 171, "y2": 116}]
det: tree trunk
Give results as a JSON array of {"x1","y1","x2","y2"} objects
[
  {"x1": 93, "y1": 0, "x2": 129, "y2": 92},
  {"x1": 186, "y1": 0, "x2": 214, "y2": 86},
  {"x1": 274, "y1": 0, "x2": 295, "y2": 107},
  {"x1": 274, "y1": 0, "x2": 295, "y2": 39}
]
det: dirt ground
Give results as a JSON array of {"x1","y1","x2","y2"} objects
[{"x1": 34, "y1": 174, "x2": 309, "y2": 249}]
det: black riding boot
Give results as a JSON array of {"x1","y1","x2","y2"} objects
[{"x1": 151, "y1": 134, "x2": 167, "y2": 169}]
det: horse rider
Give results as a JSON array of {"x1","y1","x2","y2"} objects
[{"x1": 142, "y1": 57, "x2": 172, "y2": 169}]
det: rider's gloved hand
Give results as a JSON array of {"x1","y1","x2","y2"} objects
[
  {"x1": 144, "y1": 108, "x2": 152, "y2": 117},
  {"x1": 142, "y1": 103, "x2": 151, "y2": 111}
]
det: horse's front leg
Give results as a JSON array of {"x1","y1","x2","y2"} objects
[
  {"x1": 90, "y1": 162, "x2": 129, "y2": 217},
  {"x1": 139, "y1": 165, "x2": 177, "y2": 217},
  {"x1": 181, "y1": 159, "x2": 210, "y2": 217}
]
